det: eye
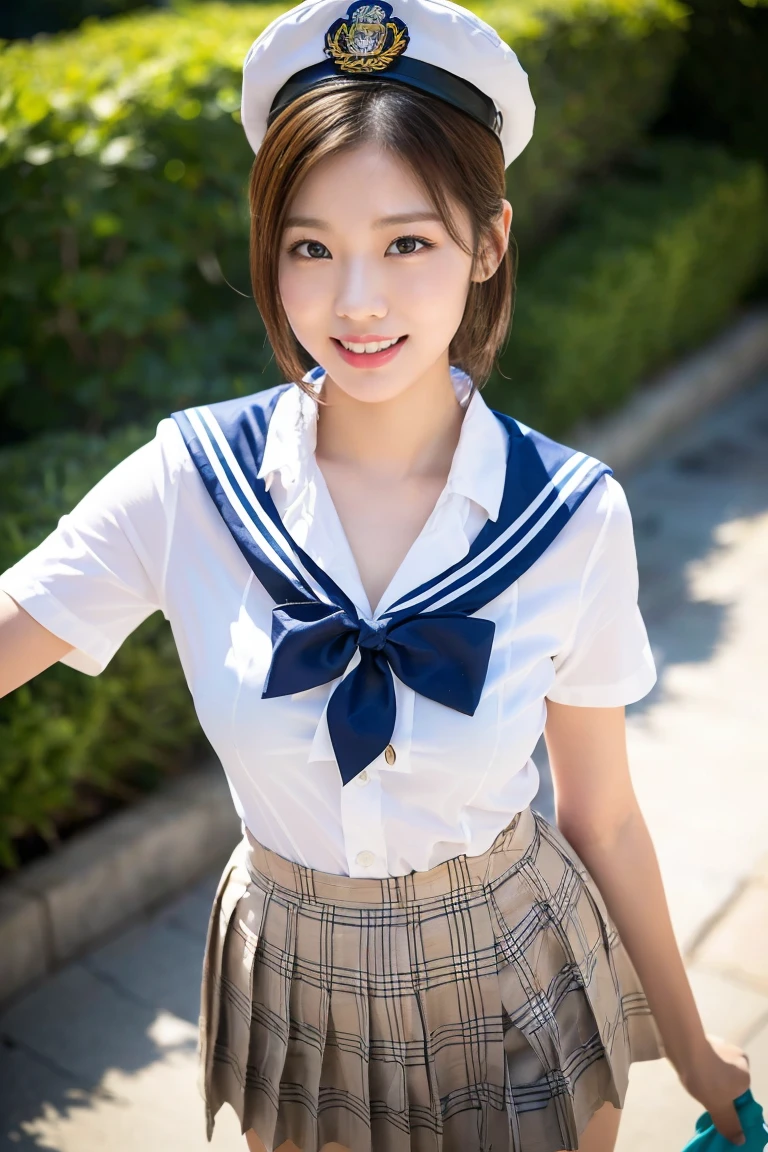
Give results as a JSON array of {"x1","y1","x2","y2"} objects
[
  {"x1": 386, "y1": 235, "x2": 435, "y2": 256},
  {"x1": 289, "y1": 239, "x2": 331, "y2": 260}
]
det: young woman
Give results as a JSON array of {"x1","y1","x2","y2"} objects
[{"x1": 0, "y1": 0, "x2": 752, "y2": 1149}]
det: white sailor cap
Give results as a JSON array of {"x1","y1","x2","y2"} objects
[{"x1": 241, "y1": 0, "x2": 536, "y2": 169}]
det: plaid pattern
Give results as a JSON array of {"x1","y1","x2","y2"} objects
[{"x1": 198, "y1": 805, "x2": 665, "y2": 1151}]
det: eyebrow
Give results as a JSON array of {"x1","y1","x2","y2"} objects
[{"x1": 284, "y1": 212, "x2": 444, "y2": 230}]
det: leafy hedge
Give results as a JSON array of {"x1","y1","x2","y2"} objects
[
  {"x1": 0, "y1": 426, "x2": 207, "y2": 870},
  {"x1": 0, "y1": 0, "x2": 687, "y2": 444},
  {"x1": 2, "y1": 138, "x2": 765, "y2": 869},
  {"x1": 0, "y1": 0, "x2": 162, "y2": 41},
  {"x1": 653, "y1": 0, "x2": 768, "y2": 168},
  {"x1": 485, "y1": 140, "x2": 768, "y2": 434}
]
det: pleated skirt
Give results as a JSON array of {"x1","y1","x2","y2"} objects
[{"x1": 197, "y1": 805, "x2": 666, "y2": 1152}]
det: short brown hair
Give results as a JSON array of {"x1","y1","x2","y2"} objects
[{"x1": 248, "y1": 79, "x2": 517, "y2": 399}]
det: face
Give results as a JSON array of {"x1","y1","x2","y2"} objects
[{"x1": 277, "y1": 141, "x2": 505, "y2": 405}]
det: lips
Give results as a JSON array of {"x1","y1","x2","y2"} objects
[{"x1": 331, "y1": 334, "x2": 408, "y2": 369}]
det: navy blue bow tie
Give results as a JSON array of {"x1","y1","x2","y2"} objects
[
  {"x1": 171, "y1": 380, "x2": 611, "y2": 787},
  {"x1": 263, "y1": 600, "x2": 496, "y2": 784}
]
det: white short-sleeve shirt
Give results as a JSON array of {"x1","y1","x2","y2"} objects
[{"x1": 0, "y1": 369, "x2": 657, "y2": 877}]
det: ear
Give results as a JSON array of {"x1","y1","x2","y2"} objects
[{"x1": 471, "y1": 199, "x2": 513, "y2": 283}]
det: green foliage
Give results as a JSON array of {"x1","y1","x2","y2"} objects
[
  {"x1": 0, "y1": 0, "x2": 686, "y2": 444},
  {"x1": 485, "y1": 141, "x2": 768, "y2": 434},
  {"x1": 0, "y1": 0, "x2": 163, "y2": 42},
  {"x1": 0, "y1": 426, "x2": 209, "y2": 870},
  {"x1": 653, "y1": 0, "x2": 768, "y2": 168},
  {"x1": 491, "y1": 0, "x2": 688, "y2": 245}
]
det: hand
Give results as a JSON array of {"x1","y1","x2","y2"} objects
[{"x1": 680, "y1": 1033, "x2": 751, "y2": 1146}]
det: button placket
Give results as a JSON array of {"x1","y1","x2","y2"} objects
[
  {"x1": 375, "y1": 676, "x2": 414, "y2": 776},
  {"x1": 340, "y1": 767, "x2": 386, "y2": 875}
]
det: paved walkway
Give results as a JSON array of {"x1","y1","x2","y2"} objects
[{"x1": 2, "y1": 374, "x2": 768, "y2": 1151}]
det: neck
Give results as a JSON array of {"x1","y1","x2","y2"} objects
[{"x1": 314, "y1": 356, "x2": 467, "y2": 483}]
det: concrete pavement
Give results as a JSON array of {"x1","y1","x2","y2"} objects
[{"x1": 2, "y1": 372, "x2": 768, "y2": 1150}]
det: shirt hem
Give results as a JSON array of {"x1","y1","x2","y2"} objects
[
  {"x1": 544, "y1": 661, "x2": 657, "y2": 708},
  {"x1": 0, "y1": 571, "x2": 115, "y2": 676}
]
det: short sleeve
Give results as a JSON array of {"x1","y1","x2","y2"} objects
[
  {"x1": 0, "y1": 418, "x2": 184, "y2": 677},
  {"x1": 545, "y1": 473, "x2": 657, "y2": 707}
]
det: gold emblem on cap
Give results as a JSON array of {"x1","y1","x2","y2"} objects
[{"x1": 324, "y1": 2, "x2": 409, "y2": 73}]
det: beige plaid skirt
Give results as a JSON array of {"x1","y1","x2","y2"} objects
[{"x1": 198, "y1": 805, "x2": 665, "y2": 1151}]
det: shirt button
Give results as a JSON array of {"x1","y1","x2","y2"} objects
[
  {"x1": 356, "y1": 850, "x2": 375, "y2": 867},
  {"x1": 356, "y1": 769, "x2": 369, "y2": 785},
  {"x1": 384, "y1": 744, "x2": 396, "y2": 765}
]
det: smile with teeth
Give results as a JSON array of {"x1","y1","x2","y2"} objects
[{"x1": 337, "y1": 336, "x2": 404, "y2": 354}]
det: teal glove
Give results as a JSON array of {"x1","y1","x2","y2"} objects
[{"x1": 681, "y1": 1091, "x2": 768, "y2": 1151}]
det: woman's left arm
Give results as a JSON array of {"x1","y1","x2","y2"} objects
[{"x1": 543, "y1": 700, "x2": 749, "y2": 1107}]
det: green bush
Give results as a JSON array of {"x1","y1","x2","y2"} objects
[
  {"x1": 0, "y1": 0, "x2": 162, "y2": 42},
  {"x1": 489, "y1": 0, "x2": 687, "y2": 244},
  {"x1": 0, "y1": 0, "x2": 686, "y2": 444},
  {"x1": 653, "y1": 0, "x2": 768, "y2": 169},
  {"x1": 0, "y1": 425, "x2": 207, "y2": 870},
  {"x1": 485, "y1": 140, "x2": 768, "y2": 435}
]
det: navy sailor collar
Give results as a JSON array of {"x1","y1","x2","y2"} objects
[{"x1": 171, "y1": 374, "x2": 612, "y2": 787}]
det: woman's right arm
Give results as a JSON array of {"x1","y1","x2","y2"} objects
[
  {"x1": 0, "y1": 590, "x2": 75, "y2": 698},
  {"x1": 0, "y1": 421, "x2": 185, "y2": 694}
]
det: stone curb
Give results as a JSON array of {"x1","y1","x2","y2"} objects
[
  {"x1": 0, "y1": 762, "x2": 240, "y2": 1008},
  {"x1": 569, "y1": 305, "x2": 768, "y2": 473},
  {"x1": 1, "y1": 305, "x2": 767, "y2": 1010}
]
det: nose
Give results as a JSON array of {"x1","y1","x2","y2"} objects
[{"x1": 334, "y1": 255, "x2": 388, "y2": 322}]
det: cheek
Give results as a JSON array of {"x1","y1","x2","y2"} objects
[
  {"x1": 277, "y1": 260, "x2": 329, "y2": 332},
  {"x1": 397, "y1": 250, "x2": 472, "y2": 326}
]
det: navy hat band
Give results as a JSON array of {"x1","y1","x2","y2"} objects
[{"x1": 267, "y1": 56, "x2": 503, "y2": 140}]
